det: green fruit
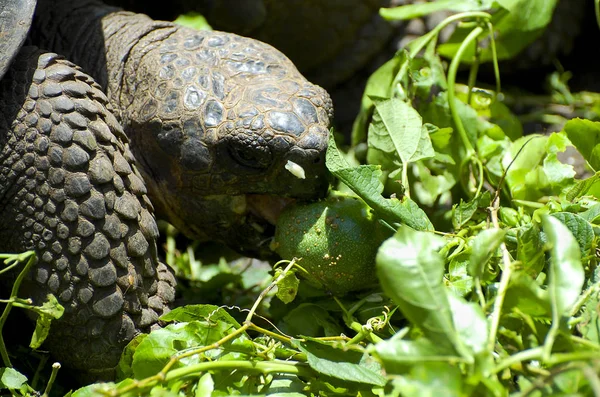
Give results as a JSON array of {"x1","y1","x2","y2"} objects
[{"x1": 273, "y1": 194, "x2": 390, "y2": 295}]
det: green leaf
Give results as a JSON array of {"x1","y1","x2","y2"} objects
[
  {"x1": 31, "y1": 315, "x2": 52, "y2": 350},
  {"x1": 30, "y1": 294, "x2": 64, "y2": 349},
  {"x1": 540, "y1": 133, "x2": 577, "y2": 194},
  {"x1": 372, "y1": 336, "x2": 459, "y2": 373},
  {"x1": 447, "y1": 293, "x2": 488, "y2": 355},
  {"x1": 504, "y1": 135, "x2": 548, "y2": 200},
  {"x1": 326, "y1": 135, "x2": 433, "y2": 231},
  {"x1": 0, "y1": 368, "x2": 27, "y2": 390},
  {"x1": 388, "y1": 362, "x2": 464, "y2": 397},
  {"x1": 578, "y1": 288, "x2": 600, "y2": 344},
  {"x1": 504, "y1": 271, "x2": 551, "y2": 317},
  {"x1": 282, "y1": 304, "x2": 343, "y2": 337},
  {"x1": 265, "y1": 377, "x2": 307, "y2": 395},
  {"x1": 447, "y1": 253, "x2": 474, "y2": 297},
  {"x1": 439, "y1": 0, "x2": 559, "y2": 62},
  {"x1": 542, "y1": 216, "x2": 585, "y2": 317},
  {"x1": 563, "y1": 118, "x2": 600, "y2": 171},
  {"x1": 352, "y1": 55, "x2": 404, "y2": 145},
  {"x1": 195, "y1": 373, "x2": 214, "y2": 397},
  {"x1": 499, "y1": 207, "x2": 519, "y2": 227},
  {"x1": 35, "y1": 294, "x2": 64, "y2": 318},
  {"x1": 489, "y1": 100, "x2": 523, "y2": 141},
  {"x1": 380, "y1": 0, "x2": 494, "y2": 20},
  {"x1": 173, "y1": 12, "x2": 212, "y2": 31},
  {"x1": 566, "y1": 172, "x2": 600, "y2": 201},
  {"x1": 132, "y1": 320, "x2": 252, "y2": 379},
  {"x1": 276, "y1": 269, "x2": 299, "y2": 304},
  {"x1": 495, "y1": 0, "x2": 558, "y2": 29},
  {"x1": 469, "y1": 229, "x2": 505, "y2": 279},
  {"x1": 452, "y1": 193, "x2": 491, "y2": 229},
  {"x1": 453, "y1": 199, "x2": 478, "y2": 229},
  {"x1": 412, "y1": 162, "x2": 457, "y2": 206},
  {"x1": 376, "y1": 226, "x2": 469, "y2": 358},
  {"x1": 429, "y1": 125, "x2": 454, "y2": 150},
  {"x1": 72, "y1": 380, "x2": 132, "y2": 397},
  {"x1": 160, "y1": 304, "x2": 241, "y2": 328},
  {"x1": 368, "y1": 98, "x2": 434, "y2": 165},
  {"x1": 579, "y1": 202, "x2": 600, "y2": 223},
  {"x1": 551, "y1": 212, "x2": 594, "y2": 259},
  {"x1": 117, "y1": 334, "x2": 147, "y2": 380},
  {"x1": 516, "y1": 223, "x2": 545, "y2": 275},
  {"x1": 149, "y1": 387, "x2": 179, "y2": 396},
  {"x1": 292, "y1": 339, "x2": 386, "y2": 386}
]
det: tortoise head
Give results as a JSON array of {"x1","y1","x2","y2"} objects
[{"x1": 123, "y1": 28, "x2": 332, "y2": 256}]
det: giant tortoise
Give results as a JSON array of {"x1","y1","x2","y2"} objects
[
  {"x1": 0, "y1": 0, "x2": 592, "y2": 380},
  {"x1": 0, "y1": 0, "x2": 332, "y2": 378}
]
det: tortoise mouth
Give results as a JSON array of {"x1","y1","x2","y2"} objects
[
  {"x1": 246, "y1": 194, "x2": 295, "y2": 226},
  {"x1": 214, "y1": 194, "x2": 295, "y2": 258}
]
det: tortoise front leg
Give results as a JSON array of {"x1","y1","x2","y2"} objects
[{"x1": 0, "y1": 47, "x2": 176, "y2": 378}]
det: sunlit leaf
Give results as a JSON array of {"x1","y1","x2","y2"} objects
[
  {"x1": 542, "y1": 216, "x2": 585, "y2": 317},
  {"x1": 327, "y1": 135, "x2": 433, "y2": 231},
  {"x1": 292, "y1": 339, "x2": 386, "y2": 386},
  {"x1": 469, "y1": 228, "x2": 505, "y2": 279},
  {"x1": 0, "y1": 368, "x2": 27, "y2": 390},
  {"x1": 376, "y1": 226, "x2": 469, "y2": 358}
]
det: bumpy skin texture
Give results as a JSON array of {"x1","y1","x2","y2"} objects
[
  {"x1": 2, "y1": 0, "x2": 331, "y2": 374},
  {"x1": 193, "y1": 0, "x2": 393, "y2": 88},
  {"x1": 106, "y1": 0, "x2": 394, "y2": 89},
  {"x1": 0, "y1": 47, "x2": 176, "y2": 376},
  {"x1": 32, "y1": 1, "x2": 333, "y2": 257}
]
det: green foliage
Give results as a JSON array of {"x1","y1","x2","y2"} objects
[
  {"x1": 377, "y1": 227, "x2": 464, "y2": 356},
  {"x1": 326, "y1": 136, "x2": 434, "y2": 231},
  {"x1": 564, "y1": 118, "x2": 600, "y2": 171},
  {"x1": 6, "y1": 2, "x2": 600, "y2": 396},
  {"x1": 0, "y1": 368, "x2": 27, "y2": 391},
  {"x1": 291, "y1": 338, "x2": 386, "y2": 386},
  {"x1": 173, "y1": 12, "x2": 212, "y2": 31}
]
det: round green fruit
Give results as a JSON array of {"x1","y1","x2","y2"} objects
[{"x1": 272, "y1": 195, "x2": 390, "y2": 295}]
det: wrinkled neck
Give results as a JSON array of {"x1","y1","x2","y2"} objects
[
  {"x1": 30, "y1": 0, "x2": 176, "y2": 120},
  {"x1": 31, "y1": 0, "x2": 118, "y2": 88}
]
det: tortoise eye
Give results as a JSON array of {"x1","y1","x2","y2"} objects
[{"x1": 228, "y1": 143, "x2": 272, "y2": 170}]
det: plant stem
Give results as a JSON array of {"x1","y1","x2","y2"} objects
[
  {"x1": 393, "y1": 12, "x2": 492, "y2": 94},
  {"x1": 408, "y1": 12, "x2": 492, "y2": 59},
  {"x1": 492, "y1": 347, "x2": 543, "y2": 374},
  {"x1": 245, "y1": 259, "x2": 297, "y2": 324},
  {"x1": 570, "y1": 280, "x2": 600, "y2": 316},
  {"x1": 167, "y1": 360, "x2": 313, "y2": 381},
  {"x1": 486, "y1": 22, "x2": 501, "y2": 97},
  {"x1": 486, "y1": 197, "x2": 514, "y2": 352},
  {"x1": 596, "y1": 0, "x2": 600, "y2": 31},
  {"x1": 0, "y1": 252, "x2": 36, "y2": 367},
  {"x1": 466, "y1": 39, "x2": 480, "y2": 106},
  {"x1": 447, "y1": 26, "x2": 483, "y2": 157},
  {"x1": 41, "y1": 363, "x2": 60, "y2": 397}
]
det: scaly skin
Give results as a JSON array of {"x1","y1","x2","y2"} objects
[
  {"x1": 0, "y1": 47, "x2": 176, "y2": 378},
  {"x1": 0, "y1": 0, "x2": 331, "y2": 375},
  {"x1": 105, "y1": 0, "x2": 394, "y2": 88},
  {"x1": 190, "y1": 0, "x2": 394, "y2": 88},
  {"x1": 32, "y1": 0, "x2": 333, "y2": 257}
]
